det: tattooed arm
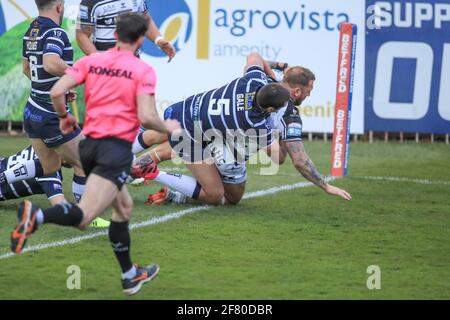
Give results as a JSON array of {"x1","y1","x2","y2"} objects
[
  {"x1": 76, "y1": 24, "x2": 97, "y2": 56},
  {"x1": 283, "y1": 140, "x2": 352, "y2": 200}
]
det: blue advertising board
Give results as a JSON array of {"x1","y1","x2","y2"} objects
[{"x1": 365, "y1": 0, "x2": 450, "y2": 133}]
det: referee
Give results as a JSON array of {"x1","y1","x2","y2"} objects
[
  {"x1": 11, "y1": 12, "x2": 180, "y2": 296},
  {"x1": 76, "y1": 0, "x2": 176, "y2": 61}
]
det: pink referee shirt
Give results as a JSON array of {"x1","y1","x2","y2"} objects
[{"x1": 65, "y1": 47, "x2": 157, "y2": 143}]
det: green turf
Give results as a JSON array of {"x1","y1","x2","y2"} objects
[{"x1": 0, "y1": 137, "x2": 449, "y2": 299}]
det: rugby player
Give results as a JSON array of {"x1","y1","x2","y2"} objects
[
  {"x1": 0, "y1": 146, "x2": 64, "y2": 205},
  {"x1": 11, "y1": 13, "x2": 179, "y2": 295},
  {"x1": 76, "y1": 0, "x2": 176, "y2": 155},
  {"x1": 0, "y1": 0, "x2": 89, "y2": 216},
  {"x1": 132, "y1": 62, "x2": 352, "y2": 205},
  {"x1": 131, "y1": 52, "x2": 292, "y2": 205},
  {"x1": 76, "y1": 0, "x2": 175, "y2": 59},
  {"x1": 0, "y1": 146, "x2": 110, "y2": 227}
]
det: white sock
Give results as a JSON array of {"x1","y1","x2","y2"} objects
[
  {"x1": 132, "y1": 132, "x2": 150, "y2": 154},
  {"x1": 72, "y1": 175, "x2": 86, "y2": 203},
  {"x1": 155, "y1": 171, "x2": 201, "y2": 199},
  {"x1": 122, "y1": 265, "x2": 137, "y2": 280},
  {"x1": 3, "y1": 160, "x2": 40, "y2": 184}
]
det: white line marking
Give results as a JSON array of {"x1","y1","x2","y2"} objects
[
  {"x1": 160, "y1": 168, "x2": 450, "y2": 186},
  {"x1": 355, "y1": 176, "x2": 450, "y2": 185},
  {"x1": 0, "y1": 178, "x2": 334, "y2": 261}
]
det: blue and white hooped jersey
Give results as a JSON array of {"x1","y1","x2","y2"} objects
[
  {"x1": 23, "y1": 16, "x2": 73, "y2": 113},
  {"x1": 78, "y1": 0, "x2": 148, "y2": 51},
  {"x1": 179, "y1": 65, "x2": 274, "y2": 148},
  {"x1": 0, "y1": 146, "x2": 37, "y2": 171},
  {"x1": 0, "y1": 146, "x2": 63, "y2": 201}
]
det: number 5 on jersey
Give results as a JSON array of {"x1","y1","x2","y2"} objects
[{"x1": 208, "y1": 99, "x2": 230, "y2": 116}]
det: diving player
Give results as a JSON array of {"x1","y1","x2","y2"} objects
[
  {"x1": 132, "y1": 52, "x2": 292, "y2": 205},
  {"x1": 132, "y1": 62, "x2": 352, "y2": 204}
]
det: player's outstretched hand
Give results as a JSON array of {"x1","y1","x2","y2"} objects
[
  {"x1": 164, "y1": 119, "x2": 181, "y2": 134},
  {"x1": 60, "y1": 113, "x2": 79, "y2": 135},
  {"x1": 324, "y1": 184, "x2": 352, "y2": 201},
  {"x1": 157, "y1": 39, "x2": 176, "y2": 62}
]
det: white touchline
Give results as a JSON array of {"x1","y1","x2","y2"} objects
[{"x1": 0, "y1": 178, "x2": 335, "y2": 261}]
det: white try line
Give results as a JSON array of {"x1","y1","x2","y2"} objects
[
  {"x1": 355, "y1": 176, "x2": 450, "y2": 186},
  {"x1": 160, "y1": 168, "x2": 450, "y2": 186},
  {"x1": 0, "y1": 178, "x2": 335, "y2": 261}
]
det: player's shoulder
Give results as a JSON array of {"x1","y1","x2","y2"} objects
[
  {"x1": 41, "y1": 26, "x2": 70, "y2": 43},
  {"x1": 284, "y1": 102, "x2": 302, "y2": 120}
]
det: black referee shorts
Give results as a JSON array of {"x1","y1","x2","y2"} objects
[{"x1": 79, "y1": 137, "x2": 133, "y2": 190}]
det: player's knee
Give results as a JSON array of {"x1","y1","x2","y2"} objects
[
  {"x1": 42, "y1": 160, "x2": 61, "y2": 175},
  {"x1": 115, "y1": 198, "x2": 134, "y2": 221},
  {"x1": 225, "y1": 194, "x2": 243, "y2": 205},
  {"x1": 121, "y1": 202, "x2": 133, "y2": 220},
  {"x1": 204, "y1": 190, "x2": 225, "y2": 205}
]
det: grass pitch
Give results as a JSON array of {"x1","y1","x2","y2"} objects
[{"x1": 0, "y1": 136, "x2": 449, "y2": 299}]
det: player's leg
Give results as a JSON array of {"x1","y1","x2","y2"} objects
[
  {"x1": 42, "y1": 173, "x2": 116, "y2": 229},
  {"x1": 223, "y1": 182, "x2": 246, "y2": 205},
  {"x1": 76, "y1": 174, "x2": 119, "y2": 229},
  {"x1": 144, "y1": 161, "x2": 224, "y2": 205},
  {"x1": 30, "y1": 138, "x2": 62, "y2": 175},
  {"x1": 109, "y1": 186, "x2": 159, "y2": 295},
  {"x1": 149, "y1": 163, "x2": 246, "y2": 206},
  {"x1": 48, "y1": 194, "x2": 66, "y2": 206},
  {"x1": 11, "y1": 172, "x2": 120, "y2": 253},
  {"x1": 53, "y1": 134, "x2": 90, "y2": 208},
  {"x1": 53, "y1": 133, "x2": 84, "y2": 172},
  {"x1": 183, "y1": 162, "x2": 225, "y2": 204},
  {"x1": 216, "y1": 161, "x2": 247, "y2": 205},
  {"x1": 10, "y1": 138, "x2": 128, "y2": 253},
  {"x1": 0, "y1": 148, "x2": 44, "y2": 186}
]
